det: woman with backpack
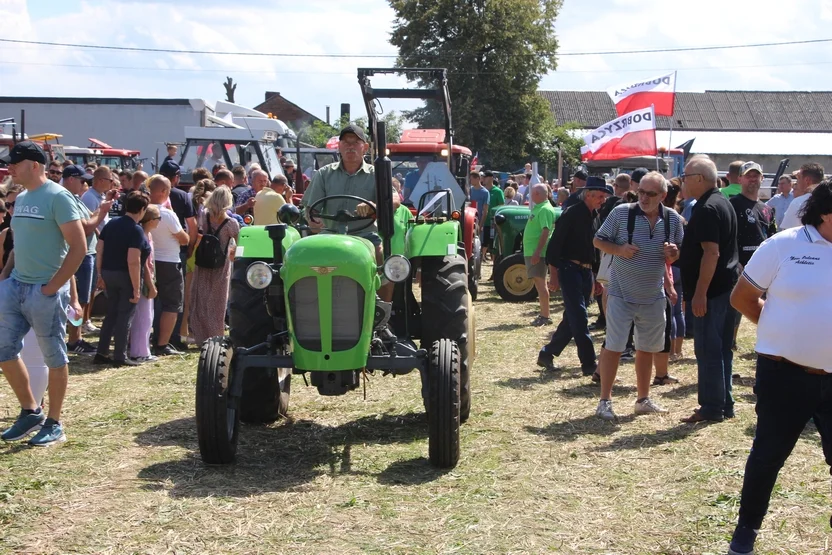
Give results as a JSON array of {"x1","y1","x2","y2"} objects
[{"x1": 189, "y1": 187, "x2": 239, "y2": 345}]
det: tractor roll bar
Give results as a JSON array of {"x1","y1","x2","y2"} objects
[
  {"x1": 357, "y1": 67, "x2": 455, "y2": 172},
  {"x1": 374, "y1": 122, "x2": 395, "y2": 260}
]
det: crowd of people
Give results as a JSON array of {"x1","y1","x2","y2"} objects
[
  {"x1": 1, "y1": 127, "x2": 831, "y2": 554},
  {"x1": 495, "y1": 155, "x2": 829, "y2": 555}
]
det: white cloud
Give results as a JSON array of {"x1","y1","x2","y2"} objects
[{"x1": 0, "y1": 0, "x2": 830, "y2": 130}]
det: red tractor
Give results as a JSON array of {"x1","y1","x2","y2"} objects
[{"x1": 358, "y1": 68, "x2": 482, "y2": 299}]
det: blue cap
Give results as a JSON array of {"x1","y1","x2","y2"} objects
[
  {"x1": 159, "y1": 159, "x2": 180, "y2": 178},
  {"x1": 62, "y1": 164, "x2": 93, "y2": 180}
]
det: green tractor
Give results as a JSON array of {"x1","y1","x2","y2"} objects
[
  {"x1": 491, "y1": 203, "x2": 561, "y2": 302},
  {"x1": 195, "y1": 122, "x2": 474, "y2": 469}
]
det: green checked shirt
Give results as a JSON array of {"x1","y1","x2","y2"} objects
[{"x1": 302, "y1": 160, "x2": 377, "y2": 235}]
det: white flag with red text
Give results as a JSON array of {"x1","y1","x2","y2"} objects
[
  {"x1": 607, "y1": 72, "x2": 676, "y2": 117},
  {"x1": 581, "y1": 106, "x2": 657, "y2": 162}
]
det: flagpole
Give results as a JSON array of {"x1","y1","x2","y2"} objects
[
  {"x1": 652, "y1": 104, "x2": 659, "y2": 172},
  {"x1": 667, "y1": 71, "x2": 677, "y2": 154}
]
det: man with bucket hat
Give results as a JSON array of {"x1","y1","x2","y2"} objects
[{"x1": 537, "y1": 176, "x2": 611, "y2": 375}]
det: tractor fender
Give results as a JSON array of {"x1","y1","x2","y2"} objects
[{"x1": 462, "y1": 206, "x2": 477, "y2": 259}]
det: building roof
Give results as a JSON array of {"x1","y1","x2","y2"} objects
[
  {"x1": 539, "y1": 90, "x2": 832, "y2": 132},
  {"x1": 0, "y1": 96, "x2": 192, "y2": 106},
  {"x1": 254, "y1": 92, "x2": 324, "y2": 127}
]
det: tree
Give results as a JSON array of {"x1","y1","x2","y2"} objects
[
  {"x1": 295, "y1": 112, "x2": 406, "y2": 148},
  {"x1": 223, "y1": 77, "x2": 237, "y2": 103},
  {"x1": 532, "y1": 121, "x2": 585, "y2": 171},
  {"x1": 388, "y1": 0, "x2": 560, "y2": 168}
]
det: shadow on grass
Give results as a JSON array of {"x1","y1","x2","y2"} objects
[
  {"x1": 136, "y1": 412, "x2": 435, "y2": 497},
  {"x1": 592, "y1": 422, "x2": 717, "y2": 452},
  {"x1": 67, "y1": 356, "x2": 112, "y2": 376},
  {"x1": 377, "y1": 457, "x2": 451, "y2": 485},
  {"x1": 525, "y1": 414, "x2": 637, "y2": 442},
  {"x1": 496, "y1": 370, "x2": 562, "y2": 390},
  {"x1": 480, "y1": 323, "x2": 528, "y2": 332},
  {"x1": 558, "y1": 382, "x2": 637, "y2": 399},
  {"x1": 656, "y1": 382, "x2": 699, "y2": 400}
]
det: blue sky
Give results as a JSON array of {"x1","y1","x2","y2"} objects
[{"x1": 2, "y1": 0, "x2": 831, "y2": 125}]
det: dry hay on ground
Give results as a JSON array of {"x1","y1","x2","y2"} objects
[{"x1": 1, "y1": 265, "x2": 830, "y2": 554}]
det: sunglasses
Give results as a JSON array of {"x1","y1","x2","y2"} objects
[
  {"x1": 637, "y1": 189, "x2": 660, "y2": 198},
  {"x1": 5, "y1": 201, "x2": 15, "y2": 209},
  {"x1": 48, "y1": 169, "x2": 62, "y2": 175}
]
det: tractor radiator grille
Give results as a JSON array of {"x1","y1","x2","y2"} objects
[
  {"x1": 331, "y1": 277, "x2": 364, "y2": 351},
  {"x1": 288, "y1": 276, "x2": 364, "y2": 352},
  {"x1": 289, "y1": 277, "x2": 321, "y2": 351}
]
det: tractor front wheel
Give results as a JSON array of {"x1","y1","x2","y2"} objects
[
  {"x1": 196, "y1": 337, "x2": 240, "y2": 464},
  {"x1": 493, "y1": 252, "x2": 538, "y2": 302},
  {"x1": 428, "y1": 339, "x2": 461, "y2": 469}
]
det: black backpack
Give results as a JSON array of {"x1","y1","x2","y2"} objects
[
  {"x1": 195, "y1": 217, "x2": 230, "y2": 269},
  {"x1": 627, "y1": 203, "x2": 671, "y2": 245}
]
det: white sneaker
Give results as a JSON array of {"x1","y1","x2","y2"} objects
[
  {"x1": 131, "y1": 355, "x2": 159, "y2": 363},
  {"x1": 634, "y1": 397, "x2": 668, "y2": 415},
  {"x1": 83, "y1": 320, "x2": 98, "y2": 332},
  {"x1": 596, "y1": 399, "x2": 617, "y2": 421}
]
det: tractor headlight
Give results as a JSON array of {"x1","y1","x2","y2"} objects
[
  {"x1": 494, "y1": 213, "x2": 507, "y2": 225},
  {"x1": 246, "y1": 261, "x2": 273, "y2": 290},
  {"x1": 382, "y1": 255, "x2": 411, "y2": 283}
]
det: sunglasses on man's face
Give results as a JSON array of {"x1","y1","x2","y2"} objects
[
  {"x1": 5, "y1": 201, "x2": 15, "y2": 209},
  {"x1": 49, "y1": 169, "x2": 62, "y2": 175}
]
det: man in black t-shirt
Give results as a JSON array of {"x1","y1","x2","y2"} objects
[
  {"x1": 729, "y1": 161, "x2": 776, "y2": 349},
  {"x1": 730, "y1": 162, "x2": 776, "y2": 268},
  {"x1": 678, "y1": 156, "x2": 739, "y2": 423}
]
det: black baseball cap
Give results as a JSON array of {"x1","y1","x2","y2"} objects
[
  {"x1": 0, "y1": 141, "x2": 48, "y2": 165},
  {"x1": 159, "y1": 159, "x2": 181, "y2": 178},
  {"x1": 572, "y1": 169, "x2": 588, "y2": 181},
  {"x1": 631, "y1": 167, "x2": 649, "y2": 183},
  {"x1": 62, "y1": 164, "x2": 93, "y2": 180},
  {"x1": 339, "y1": 123, "x2": 367, "y2": 143},
  {"x1": 482, "y1": 169, "x2": 494, "y2": 177}
]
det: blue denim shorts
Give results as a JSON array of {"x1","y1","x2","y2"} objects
[
  {"x1": 74, "y1": 254, "x2": 95, "y2": 305},
  {"x1": 0, "y1": 278, "x2": 71, "y2": 368}
]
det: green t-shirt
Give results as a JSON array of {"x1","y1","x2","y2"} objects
[
  {"x1": 302, "y1": 160, "x2": 377, "y2": 234},
  {"x1": 523, "y1": 201, "x2": 556, "y2": 256},
  {"x1": 11, "y1": 180, "x2": 83, "y2": 284},
  {"x1": 485, "y1": 186, "x2": 504, "y2": 226},
  {"x1": 720, "y1": 183, "x2": 741, "y2": 198}
]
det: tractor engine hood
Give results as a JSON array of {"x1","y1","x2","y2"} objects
[{"x1": 280, "y1": 234, "x2": 380, "y2": 372}]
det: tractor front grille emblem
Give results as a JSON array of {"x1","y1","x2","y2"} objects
[{"x1": 310, "y1": 266, "x2": 338, "y2": 275}]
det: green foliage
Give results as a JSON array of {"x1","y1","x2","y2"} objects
[
  {"x1": 388, "y1": 0, "x2": 561, "y2": 168},
  {"x1": 295, "y1": 113, "x2": 405, "y2": 147},
  {"x1": 531, "y1": 122, "x2": 585, "y2": 170}
]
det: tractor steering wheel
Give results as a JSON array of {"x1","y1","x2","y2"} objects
[{"x1": 307, "y1": 194, "x2": 377, "y2": 234}]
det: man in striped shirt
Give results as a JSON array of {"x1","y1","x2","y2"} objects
[{"x1": 592, "y1": 172, "x2": 684, "y2": 420}]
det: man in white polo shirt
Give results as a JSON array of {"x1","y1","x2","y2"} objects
[
  {"x1": 779, "y1": 162, "x2": 824, "y2": 229},
  {"x1": 726, "y1": 183, "x2": 832, "y2": 555},
  {"x1": 592, "y1": 172, "x2": 684, "y2": 420}
]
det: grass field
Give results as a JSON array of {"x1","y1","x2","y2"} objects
[{"x1": 1, "y1": 266, "x2": 830, "y2": 554}]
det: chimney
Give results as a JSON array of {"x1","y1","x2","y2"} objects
[
  {"x1": 340, "y1": 103, "x2": 350, "y2": 122},
  {"x1": 326, "y1": 105, "x2": 330, "y2": 125}
]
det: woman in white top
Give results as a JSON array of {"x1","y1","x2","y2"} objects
[{"x1": 726, "y1": 182, "x2": 832, "y2": 555}]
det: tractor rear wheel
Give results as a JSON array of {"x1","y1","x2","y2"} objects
[
  {"x1": 428, "y1": 339, "x2": 461, "y2": 469},
  {"x1": 196, "y1": 337, "x2": 239, "y2": 464},
  {"x1": 421, "y1": 255, "x2": 472, "y2": 423},
  {"x1": 493, "y1": 252, "x2": 538, "y2": 302}
]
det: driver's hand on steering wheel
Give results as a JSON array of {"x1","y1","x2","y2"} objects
[{"x1": 355, "y1": 202, "x2": 376, "y2": 218}]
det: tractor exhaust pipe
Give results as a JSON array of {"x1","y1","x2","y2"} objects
[{"x1": 374, "y1": 121, "x2": 394, "y2": 260}]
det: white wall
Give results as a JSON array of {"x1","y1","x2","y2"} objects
[{"x1": 0, "y1": 100, "x2": 203, "y2": 171}]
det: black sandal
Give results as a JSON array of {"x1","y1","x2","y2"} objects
[{"x1": 653, "y1": 374, "x2": 680, "y2": 386}]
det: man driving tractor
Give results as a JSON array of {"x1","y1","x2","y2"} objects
[{"x1": 302, "y1": 123, "x2": 400, "y2": 301}]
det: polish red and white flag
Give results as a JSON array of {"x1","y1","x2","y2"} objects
[
  {"x1": 581, "y1": 106, "x2": 657, "y2": 162},
  {"x1": 607, "y1": 72, "x2": 676, "y2": 117}
]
